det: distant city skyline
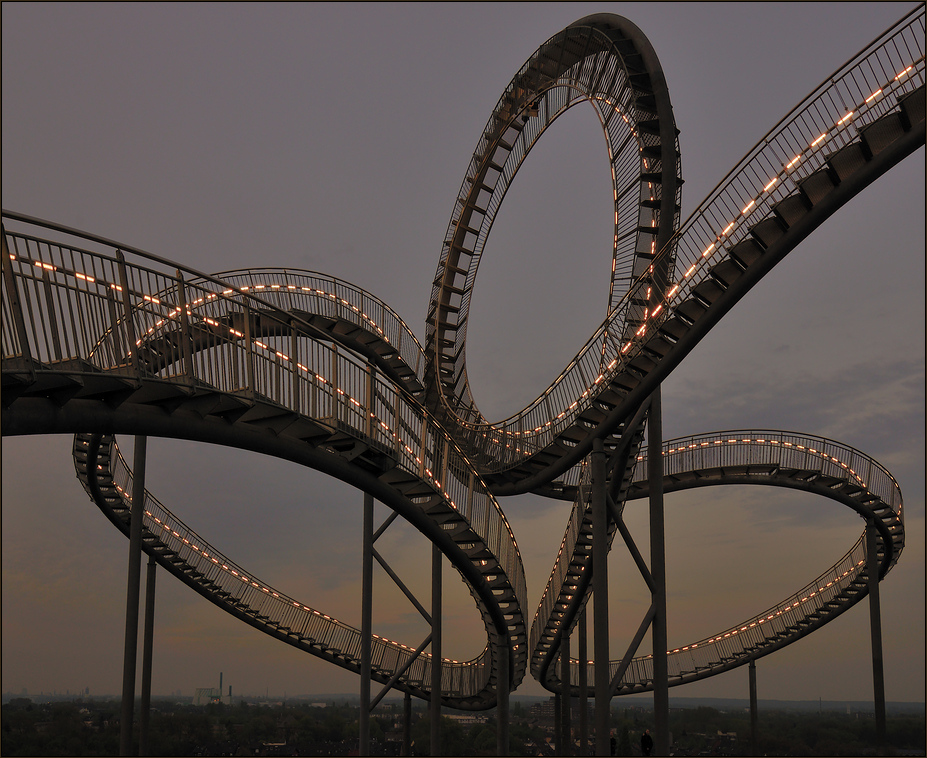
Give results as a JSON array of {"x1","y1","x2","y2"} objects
[{"x1": 2, "y1": 2, "x2": 923, "y2": 706}]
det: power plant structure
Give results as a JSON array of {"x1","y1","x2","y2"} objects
[{"x1": 193, "y1": 673, "x2": 232, "y2": 706}]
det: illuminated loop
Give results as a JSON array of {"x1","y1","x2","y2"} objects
[{"x1": 426, "y1": 14, "x2": 682, "y2": 486}]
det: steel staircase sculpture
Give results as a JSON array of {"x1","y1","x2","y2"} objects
[{"x1": 2, "y1": 6, "x2": 922, "y2": 708}]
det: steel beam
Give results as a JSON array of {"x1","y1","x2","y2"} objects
[
  {"x1": 867, "y1": 520, "x2": 886, "y2": 753},
  {"x1": 496, "y1": 639, "x2": 509, "y2": 756},
  {"x1": 138, "y1": 555, "x2": 156, "y2": 756},
  {"x1": 561, "y1": 634, "x2": 572, "y2": 756},
  {"x1": 360, "y1": 493, "x2": 374, "y2": 755},
  {"x1": 402, "y1": 692, "x2": 412, "y2": 757},
  {"x1": 591, "y1": 438, "x2": 610, "y2": 756},
  {"x1": 431, "y1": 544, "x2": 442, "y2": 756},
  {"x1": 648, "y1": 390, "x2": 668, "y2": 755},
  {"x1": 119, "y1": 435, "x2": 147, "y2": 756},
  {"x1": 578, "y1": 609, "x2": 588, "y2": 757},
  {"x1": 749, "y1": 660, "x2": 758, "y2": 757}
]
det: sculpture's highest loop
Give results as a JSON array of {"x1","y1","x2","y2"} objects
[{"x1": 424, "y1": 14, "x2": 682, "y2": 488}]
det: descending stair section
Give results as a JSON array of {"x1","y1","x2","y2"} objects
[
  {"x1": 1, "y1": 222, "x2": 526, "y2": 710},
  {"x1": 529, "y1": 406, "x2": 649, "y2": 689},
  {"x1": 74, "y1": 432, "x2": 500, "y2": 704},
  {"x1": 545, "y1": 431, "x2": 904, "y2": 695},
  {"x1": 200, "y1": 269, "x2": 426, "y2": 398}
]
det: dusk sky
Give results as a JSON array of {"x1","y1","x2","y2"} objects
[{"x1": 2, "y1": 2, "x2": 923, "y2": 707}]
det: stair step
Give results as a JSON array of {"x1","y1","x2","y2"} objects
[
  {"x1": 826, "y1": 143, "x2": 868, "y2": 183},
  {"x1": 749, "y1": 217, "x2": 786, "y2": 249},
  {"x1": 860, "y1": 111, "x2": 907, "y2": 156},
  {"x1": 772, "y1": 193, "x2": 811, "y2": 227},
  {"x1": 708, "y1": 259, "x2": 745, "y2": 288},
  {"x1": 898, "y1": 85, "x2": 926, "y2": 129},
  {"x1": 798, "y1": 167, "x2": 837, "y2": 205}
]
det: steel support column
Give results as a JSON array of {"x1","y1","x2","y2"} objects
[
  {"x1": 138, "y1": 554, "x2": 156, "y2": 756},
  {"x1": 402, "y1": 692, "x2": 412, "y2": 757},
  {"x1": 749, "y1": 660, "x2": 758, "y2": 757},
  {"x1": 120, "y1": 435, "x2": 147, "y2": 756},
  {"x1": 578, "y1": 609, "x2": 588, "y2": 757},
  {"x1": 496, "y1": 639, "x2": 509, "y2": 756},
  {"x1": 360, "y1": 493, "x2": 374, "y2": 756},
  {"x1": 562, "y1": 633, "x2": 572, "y2": 756},
  {"x1": 648, "y1": 389, "x2": 668, "y2": 756},
  {"x1": 554, "y1": 692, "x2": 562, "y2": 755},
  {"x1": 591, "y1": 438, "x2": 610, "y2": 756},
  {"x1": 867, "y1": 520, "x2": 886, "y2": 753},
  {"x1": 431, "y1": 544, "x2": 442, "y2": 756}
]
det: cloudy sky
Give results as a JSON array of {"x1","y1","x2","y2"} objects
[{"x1": 3, "y1": 2, "x2": 923, "y2": 706}]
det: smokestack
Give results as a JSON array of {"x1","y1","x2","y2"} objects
[{"x1": 219, "y1": 672, "x2": 223, "y2": 693}]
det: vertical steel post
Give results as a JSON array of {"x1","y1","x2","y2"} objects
[
  {"x1": 431, "y1": 544, "x2": 442, "y2": 756},
  {"x1": 561, "y1": 634, "x2": 572, "y2": 756},
  {"x1": 591, "y1": 438, "x2": 610, "y2": 756},
  {"x1": 648, "y1": 389, "x2": 668, "y2": 756},
  {"x1": 496, "y1": 637, "x2": 509, "y2": 756},
  {"x1": 749, "y1": 660, "x2": 758, "y2": 757},
  {"x1": 120, "y1": 436, "x2": 147, "y2": 756},
  {"x1": 554, "y1": 692, "x2": 562, "y2": 755},
  {"x1": 138, "y1": 555, "x2": 157, "y2": 756},
  {"x1": 360, "y1": 493, "x2": 374, "y2": 756},
  {"x1": 578, "y1": 609, "x2": 588, "y2": 757},
  {"x1": 402, "y1": 692, "x2": 412, "y2": 757},
  {"x1": 866, "y1": 520, "x2": 886, "y2": 753}
]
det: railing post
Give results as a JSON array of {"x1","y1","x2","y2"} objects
[
  {"x1": 242, "y1": 303, "x2": 255, "y2": 398},
  {"x1": 1, "y1": 229, "x2": 35, "y2": 371},
  {"x1": 115, "y1": 250, "x2": 141, "y2": 375},
  {"x1": 120, "y1": 436, "x2": 147, "y2": 756},
  {"x1": 365, "y1": 363, "x2": 375, "y2": 440},
  {"x1": 175, "y1": 270, "x2": 195, "y2": 383}
]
